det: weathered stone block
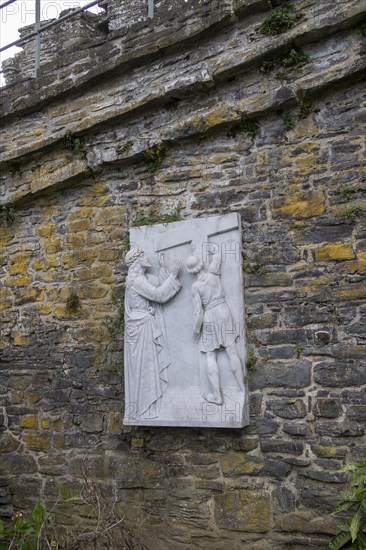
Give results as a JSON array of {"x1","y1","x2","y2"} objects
[
  {"x1": 250, "y1": 360, "x2": 311, "y2": 390},
  {"x1": 313, "y1": 398, "x2": 342, "y2": 418},
  {"x1": 267, "y1": 399, "x2": 307, "y2": 419},
  {"x1": 214, "y1": 490, "x2": 270, "y2": 532},
  {"x1": 260, "y1": 441, "x2": 304, "y2": 455},
  {"x1": 314, "y1": 361, "x2": 366, "y2": 386},
  {"x1": 315, "y1": 421, "x2": 364, "y2": 437}
]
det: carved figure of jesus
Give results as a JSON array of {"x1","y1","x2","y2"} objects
[
  {"x1": 186, "y1": 245, "x2": 244, "y2": 405},
  {"x1": 124, "y1": 247, "x2": 181, "y2": 419}
]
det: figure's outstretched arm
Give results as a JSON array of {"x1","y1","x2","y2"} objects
[
  {"x1": 192, "y1": 286, "x2": 203, "y2": 337},
  {"x1": 133, "y1": 267, "x2": 181, "y2": 304},
  {"x1": 208, "y1": 243, "x2": 222, "y2": 275}
]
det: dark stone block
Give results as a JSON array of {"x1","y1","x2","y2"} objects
[
  {"x1": 315, "y1": 421, "x2": 364, "y2": 437},
  {"x1": 267, "y1": 399, "x2": 307, "y2": 419},
  {"x1": 283, "y1": 423, "x2": 313, "y2": 437},
  {"x1": 313, "y1": 398, "x2": 342, "y2": 418},
  {"x1": 250, "y1": 360, "x2": 311, "y2": 390},
  {"x1": 272, "y1": 486, "x2": 296, "y2": 514},
  {"x1": 245, "y1": 418, "x2": 280, "y2": 435},
  {"x1": 311, "y1": 445, "x2": 348, "y2": 459},
  {"x1": 314, "y1": 361, "x2": 366, "y2": 386},
  {"x1": 347, "y1": 405, "x2": 366, "y2": 421},
  {"x1": 299, "y1": 469, "x2": 348, "y2": 483},
  {"x1": 261, "y1": 441, "x2": 304, "y2": 455},
  {"x1": 299, "y1": 223, "x2": 354, "y2": 244},
  {"x1": 0, "y1": 454, "x2": 37, "y2": 475},
  {"x1": 249, "y1": 393, "x2": 263, "y2": 417},
  {"x1": 296, "y1": 477, "x2": 345, "y2": 512}
]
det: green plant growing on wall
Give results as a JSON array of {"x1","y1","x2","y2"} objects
[
  {"x1": 283, "y1": 114, "x2": 295, "y2": 131},
  {"x1": 276, "y1": 71, "x2": 287, "y2": 82},
  {"x1": 258, "y1": 3, "x2": 302, "y2": 36},
  {"x1": 133, "y1": 208, "x2": 181, "y2": 227},
  {"x1": 245, "y1": 261, "x2": 266, "y2": 275},
  {"x1": 261, "y1": 59, "x2": 276, "y2": 73},
  {"x1": 298, "y1": 98, "x2": 313, "y2": 119},
  {"x1": 337, "y1": 186, "x2": 356, "y2": 200},
  {"x1": 260, "y1": 47, "x2": 309, "y2": 76},
  {"x1": 104, "y1": 293, "x2": 124, "y2": 345},
  {"x1": 0, "y1": 205, "x2": 18, "y2": 228},
  {"x1": 64, "y1": 129, "x2": 84, "y2": 152},
  {"x1": 328, "y1": 450, "x2": 366, "y2": 550},
  {"x1": 342, "y1": 205, "x2": 366, "y2": 223},
  {"x1": 281, "y1": 48, "x2": 309, "y2": 67},
  {"x1": 227, "y1": 118, "x2": 260, "y2": 141},
  {"x1": 5, "y1": 161, "x2": 23, "y2": 177},
  {"x1": 244, "y1": 255, "x2": 266, "y2": 274},
  {"x1": 360, "y1": 20, "x2": 366, "y2": 37},
  {"x1": 66, "y1": 292, "x2": 81, "y2": 312},
  {"x1": 294, "y1": 343, "x2": 303, "y2": 358},
  {"x1": 160, "y1": 211, "x2": 182, "y2": 224},
  {"x1": 143, "y1": 144, "x2": 166, "y2": 172},
  {"x1": 244, "y1": 349, "x2": 258, "y2": 382}
]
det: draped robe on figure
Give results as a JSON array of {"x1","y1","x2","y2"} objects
[{"x1": 124, "y1": 270, "x2": 181, "y2": 419}]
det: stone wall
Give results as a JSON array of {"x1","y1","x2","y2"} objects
[{"x1": 0, "y1": 0, "x2": 366, "y2": 548}]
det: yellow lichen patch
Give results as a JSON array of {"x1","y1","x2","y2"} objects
[
  {"x1": 287, "y1": 142, "x2": 318, "y2": 156},
  {"x1": 68, "y1": 207, "x2": 93, "y2": 221},
  {"x1": 315, "y1": 243, "x2": 355, "y2": 262},
  {"x1": 54, "y1": 306, "x2": 68, "y2": 317},
  {"x1": 337, "y1": 284, "x2": 366, "y2": 300},
  {"x1": 26, "y1": 393, "x2": 42, "y2": 404},
  {"x1": 131, "y1": 438, "x2": 144, "y2": 448},
  {"x1": 38, "y1": 305, "x2": 52, "y2": 315},
  {"x1": 5, "y1": 275, "x2": 32, "y2": 287},
  {"x1": 0, "y1": 287, "x2": 13, "y2": 310},
  {"x1": 220, "y1": 453, "x2": 263, "y2": 476},
  {"x1": 295, "y1": 155, "x2": 320, "y2": 176},
  {"x1": 9, "y1": 255, "x2": 28, "y2": 275},
  {"x1": 41, "y1": 420, "x2": 49, "y2": 429},
  {"x1": 13, "y1": 332, "x2": 28, "y2": 346},
  {"x1": 44, "y1": 239, "x2": 63, "y2": 255},
  {"x1": 67, "y1": 233, "x2": 86, "y2": 249},
  {"x1": 201, "y1": 106, "x2": 230, "y2": 130},
  {"x1": 32, "y1": 260, "x2": 44, "y2": 271},
  {"x1": 23, "y1": 433, "x2": 50, "y2": 452},
  {"x1": 278, "y1": 192, "x2": 325, "y2": 220},
  {"x1": 302, "y1": 276, "x2": 333, "y2": 292},
  {"x1": 69, "y1": 219, "x2": 91, "y2": 232},
  {"x1": 20, "y1": 416, "x2": 38, "y2": 429},
  {"x1": 14, "y1": 288, "x2": 41, "y2": 305},
  {"x1": 257, "y1": 151, "x2": 267, "y2": 165},
  {"x1": 36, "y1": 221, "x2": 55, "y2": 238}
]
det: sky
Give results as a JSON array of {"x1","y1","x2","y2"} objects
[{"x1": 0, "y1": 0, "x2": 103, "y2": 83}]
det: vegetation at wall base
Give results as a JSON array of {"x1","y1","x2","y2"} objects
[{"x1": 329, "y1": 450, "x2": 366, "y2": 550}]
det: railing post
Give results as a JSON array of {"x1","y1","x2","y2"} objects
[
  {"x1": 35, "y1": 0, "x2": 41, "y2": 76},
  {"x1": 147, "y1": 0, "x2": 154, "y2": 19}
]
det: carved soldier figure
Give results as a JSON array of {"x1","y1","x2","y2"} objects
[
  {"x1": 186, "y1": 244, "x2": 245, "y2": 405},
  {"x1": 124, "y1": 247, "x2": 181, "y2": 420}
]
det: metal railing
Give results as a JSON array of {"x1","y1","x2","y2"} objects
[{"x1": 0, "y1": 0, "x2": 155, "y2": 78}]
